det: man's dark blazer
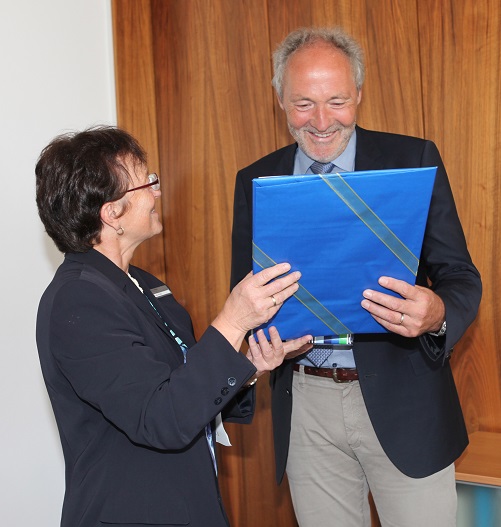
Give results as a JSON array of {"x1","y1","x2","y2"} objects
[
  {"x1": 37, "y1": 249, "x2": 257, "y2": 527},
  {"x1": 231, "y1": 126, "x2": 482, "y2": 482}
]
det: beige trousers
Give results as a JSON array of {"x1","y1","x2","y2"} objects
[{"x1": 286, "y1": 368, "x2": 457, "y2": 527}]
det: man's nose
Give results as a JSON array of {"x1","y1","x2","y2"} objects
[{"x1": 311, "y1": 105, "x2": 330, "y2": 131}]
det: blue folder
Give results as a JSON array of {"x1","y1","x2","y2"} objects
[{"x1": 252, "y1": 167, "x2": 436, "y2": 338}]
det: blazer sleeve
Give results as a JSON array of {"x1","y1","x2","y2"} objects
[
  {"x1": 48, "y1": 278, "x2": 257, "y2": 450},
  {"x1": 418, "y1": 140, "x2": 482, "y2": 360}
]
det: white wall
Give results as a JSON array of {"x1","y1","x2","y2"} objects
[{"x1": 0, "y1": 1, "x2": 116, "y2": 524}]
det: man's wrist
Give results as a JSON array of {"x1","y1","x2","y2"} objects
[
  {"x1": 240, "y1": 376, "x2": 258, "y2": 390},
  {"x1": 429, "y1": 320, "x2": 446, "y2": 337}
]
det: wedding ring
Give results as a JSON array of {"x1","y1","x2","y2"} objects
[
  {"x1": 399, "y1": 312, "x2": 405, "y2": 325},
  {"x1": 271, "y1": 295, "x2": 277, "y2": 307}
]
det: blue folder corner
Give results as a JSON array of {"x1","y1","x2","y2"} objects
[{"x1": 252, "y1": 167, "x2": 436, "y2": 338}]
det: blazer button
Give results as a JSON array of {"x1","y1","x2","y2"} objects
[
  {"x1": 214, "y1": 397, "x2": 223, "y2": 405},
  {"x1": 227, "y1": 377, "x2": 236, "y2": 386},
  {"x1": 221, "y1": 387, "x2": 230, "y2": 396},
  {"x1": 286, "y1": 389, "x2": 291, "y2": 396}
]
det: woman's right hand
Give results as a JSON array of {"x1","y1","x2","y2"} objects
[{"x1": 211, "y1": 263, "x2": 301, "y2": 350}]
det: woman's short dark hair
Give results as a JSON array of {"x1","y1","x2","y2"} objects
[{"x1": 35, "y1": 126, "x2": 147, "y2": 253}]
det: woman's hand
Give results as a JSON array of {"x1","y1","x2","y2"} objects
[
  {"x1": 212, "y1": 263, "x2": 301, "y2": 350},
  {"x1": 247, "y1": 327, "x2": 312, "y2": 377}
]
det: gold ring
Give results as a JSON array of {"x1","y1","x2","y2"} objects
[
  {"x1": 271, "y1": 295, "x2": 277, "y2": 307},
  {"x1": 399, "y1": 312, "x2": 405, "y2": 325}
]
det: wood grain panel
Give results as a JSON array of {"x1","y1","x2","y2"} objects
[
  {"x1": 417, "y1": 0, "x2": 501, "y2": 433},
  {"x1": 358, "y1": 0, "x2": 423, "y2": 136},
  {"x1": 456, "y1": 432, "x2": 501, "y2": 486},
  {"x1": 267, "y1": 0, "x2": 424, "y2": 149},
  {"x1": 150, "y1": 0, "x2": 276, "y2": 331},
  {"x1": 220, "y1": 377, "x2": 298, "y2": 527},
  {"x1": 149, "y1": 1, "x2": 297, "y2": 525},
  {"x1": 112, "y1": 1, "x2": 500, "y2": 526},
  {"x1": 111, "y1": 0, "x2": 166, "y2": 280}
]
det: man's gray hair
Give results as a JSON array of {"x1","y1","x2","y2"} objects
[{"x1": 272, "y1": 27, "x2": 365, "y2": 99}]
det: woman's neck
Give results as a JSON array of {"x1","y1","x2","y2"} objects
[{"x1": 93, "y1": 242, "x2": 134, "y2": 273}]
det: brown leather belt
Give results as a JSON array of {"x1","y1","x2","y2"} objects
[{"x1": 293, "y1": 363, "x2": 359, "y2": 383}]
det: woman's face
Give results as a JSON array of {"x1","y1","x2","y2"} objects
[{"x1": 119, "y1": 157, "x2": 162, "y2": 245}]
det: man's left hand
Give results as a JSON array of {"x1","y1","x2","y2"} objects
[{"x1": 361, "y1": 276, "x2": 445, "y2": 337}]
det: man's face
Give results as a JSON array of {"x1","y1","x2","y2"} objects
[{"x1": 279, "y1": 42, "x2": 361, "y2": 163}]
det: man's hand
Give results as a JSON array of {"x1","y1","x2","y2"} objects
[{"x1": 361, "y1": 276, "x2": 445, "y2": 337}]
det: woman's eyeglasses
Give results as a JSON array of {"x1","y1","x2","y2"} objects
[{"x1": 126, "y1": 173, "x2": 160, "y2": 193}]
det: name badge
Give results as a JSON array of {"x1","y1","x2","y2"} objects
[{"x1": 151, "y1": 285, "x2": 172, "y2": 298}]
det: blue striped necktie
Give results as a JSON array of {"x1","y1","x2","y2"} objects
[
  {"x1": 307, "y1": 160, "x2": 335, "y2": 367},
  {"x1": 310, "y1": 161, "x2": 335, "y2": 174}
]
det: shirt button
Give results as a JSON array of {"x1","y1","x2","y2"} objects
[
  {"x1": 214, "y1": 397, "x2": 223, "y2": 405},
  {"x1": 221, "y1": 387, "x2": 230, "y2": 396},
  {"x1": 227, "y1": 377, "x2": 236, "y2": 386}
]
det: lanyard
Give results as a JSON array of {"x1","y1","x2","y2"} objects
[{"x1": 131, "y1": 276, "x2": 217, "y2": 473}]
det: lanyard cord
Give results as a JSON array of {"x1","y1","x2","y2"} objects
[{"x1": 128, "y1": 273, "x2": 217, "y2": 473}]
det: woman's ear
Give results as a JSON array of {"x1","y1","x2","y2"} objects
[{"x1": 100, "y1": 201, "x2": 119, "y2": 230}]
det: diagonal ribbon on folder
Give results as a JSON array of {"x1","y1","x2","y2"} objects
[
  {"x1": 252, "y1": 242, "x2": 352, "y2": 335},
  {"x1": 321, "y1": 173, "x2": 419, "y2": 276}
]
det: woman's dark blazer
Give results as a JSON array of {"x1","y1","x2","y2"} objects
[
  {"x1": 37, "y1": 249, "x2": 257, "y2": 527},
  {"x1": 231, "y1": 126, "x2": 482, "y2": 483}
]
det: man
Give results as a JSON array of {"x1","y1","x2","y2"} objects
[{"x1": 230, "y1": 27, "x2": 481, "y2": 527}]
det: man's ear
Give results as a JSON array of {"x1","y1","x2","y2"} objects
[
  {"x1": 276, "y1": 93, "x2": 285, "y2": 111},
  {"x1": 357, "y1": 89, "x2": 362, "y2": 105}
]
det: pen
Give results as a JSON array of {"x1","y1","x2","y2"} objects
[{"x1": 312, "y1": 335, "x2": 353, "y2": 346}]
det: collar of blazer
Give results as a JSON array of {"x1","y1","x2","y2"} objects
[
  {"x1": 354, "y1": 126, "x2": 388, "y2": 171},
  {"x1": 65, "y1": 250, "x2": 186, "y2": 355}
]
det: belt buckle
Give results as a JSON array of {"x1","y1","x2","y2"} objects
[{"x1": 332, "y1": 368, "x2": 350, "y2": 383}]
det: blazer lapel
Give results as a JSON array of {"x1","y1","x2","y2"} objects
[
  {"x1": 123, "y1": 278, "x2": 170, "y2": 334},
  {"x1": 354, "y1": 126, "x2": 386, "y2": 171},
  {"x1": 129, "y1": 270, "x2": 196, "y2": 351},
  {"x1": 274, "y1": 144, "x2": 297, "y2": 174}
]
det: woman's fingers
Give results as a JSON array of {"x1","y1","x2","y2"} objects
[
  {"x1": 248, "y1": 327, "x2": 313, "y2": 375},
  {"x1": 247, "y1": 333, "x2": 262, "y2": 361},
  {"x1": 266, "y1": 279, "x2": 300, "y2": 309},
  {"x1": 250, "y1": 264, "x2": 301, "y2": 305},
  {"x1": 268, "y1": 326, "x2": 285, "y2": 358},
  {"x1": 283, "y1": 335, "x2": 313, "y2": 359},
  {"x1": 217, "y1": 263, "x2": 302, "y2": 344},
  {"x1": 252, "y1": 263, "x2": 292, "y2": 286}
]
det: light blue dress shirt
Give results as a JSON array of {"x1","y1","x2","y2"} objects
[{"x1": 294, "y1": 132, "x2": 357, "y2": 369}]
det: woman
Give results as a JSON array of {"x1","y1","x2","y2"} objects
[{"x1": 35, "y1": 126, "x2": 311, "y2": 527}]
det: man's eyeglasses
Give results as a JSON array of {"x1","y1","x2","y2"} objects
[{"x1": 126, "y1": 173, "x2": 160, "y2": 193}]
